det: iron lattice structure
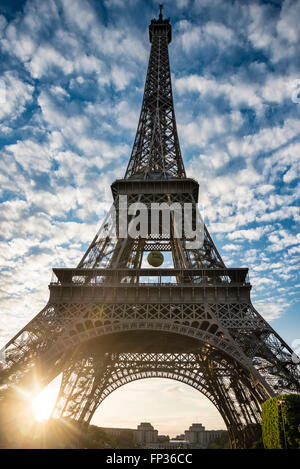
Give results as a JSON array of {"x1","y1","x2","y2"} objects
[
  {"x1": 125, "y1": 10, "x2": 185, "y2": 179},
  {"x1": 0, "y1": 9, "x2": 299, "y2": 449}
]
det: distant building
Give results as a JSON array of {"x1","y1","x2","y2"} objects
[
  {"x1": 134, "y1": 422, "x2": 159, "y2": 446},
  {"x1": 157, "y1": 434, "x2": 169, "y2": 443},
  {"x1": 173, "y1": 434, "x2": 185, "y2": 440},
  {"x1": 184, "y1": 423, "x2": 226, "y2": 448},
  {"x1": 101, "y1": 422, "x2": 226, "y2": 449}
]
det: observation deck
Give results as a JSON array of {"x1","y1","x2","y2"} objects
[{"x1": 49, "y1": 267, "x2": 251, "y2": 304}]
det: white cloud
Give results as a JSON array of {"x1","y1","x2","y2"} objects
[
  {"x1": 111, "y1": 65, "x2": 134, "y2": 91},
  {"x1": 247, "y1": 3, "x2": 276, "y2": 52},
  {"x1": 261, "y1": 75, "x2": 299, "y2": 103},
  {"x1": 176, "y1": 20, "x2": 236, "y2": 53},
  {"x1": 277, "y1": 0, "x2": 300, "y2": 45},
  {"x1": 222, "y1": 244, "x2": 241, "y2": 252},
  {"x1": 178, "y1": 113, "x2": 241, "y2": 148},
  {"x1": 257, "y1": 206, "x2": 300, "y2": 223},
  {"x1": 0, "y1": 72, "x2": 34, "y2": 121},
  {"x1": 175, "y1": 74, "x2": 264, "y2": 113},
  {"x1": 228, "y1": 227, "x2": 270, "y2": 241},
  {"x1": 115, "y1": 101, "x2": 139, "y2": 131},
  {"x1": 4, "y1": 139, "x2": 52, "y2": 173},
  {"x1": 267, "y1": 230, "x2": 300, "y2": 252},
  {"x1": 253, "y1": 299, "x2": 290, "y2": 322},
  {"x1": 26, "y1": 45, "x2": 74, "y2": 79},
  {"x1": 227, "y1": 119, "x2": 300, "y2": 167},
  {"x1": 247, "y1": 0, "x2": 300, "y2": 63},
  {"x1": 0, "y1": 14, "x2": 7, "y2": 37},
  {"x1": 288, "y1": 246, "x2": 300, "y2": 256}
]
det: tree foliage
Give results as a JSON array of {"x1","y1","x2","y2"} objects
[
  {"x1": 261, "y1": 394, "x2": 300, "y2": 449},
  {"x1": 207, "y1": 432, "x2": 230, "y2": 449}
]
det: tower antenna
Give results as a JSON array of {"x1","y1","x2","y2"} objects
[{"x1": 159, "y1": 4, "x2": 163, "y2": 20}]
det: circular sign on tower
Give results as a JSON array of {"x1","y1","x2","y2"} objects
[{"x1": 147, "y1": 251, "x2": 164, "y2": 267}]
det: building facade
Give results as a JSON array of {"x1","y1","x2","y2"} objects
[
  {"x1": 184, "y1": 423, "x2": 226, "y2": 448},
  {"x1": 135, "y1": 422, "x2": 227, "y2": 449},
  {"x1": 134, "y1": 422, "x2": 159, "y2": 446}
]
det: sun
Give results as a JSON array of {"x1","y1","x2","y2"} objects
[{"x1": 32, "y1": 386, "x2": 58, "y2": 422}]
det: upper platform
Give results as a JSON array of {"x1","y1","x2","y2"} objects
[
  {"x1": 49, "y1": 267, "x2": 251, "y2": 304},
  {"x1": 111, "y1": 177, "x2": 199, "y2": 202},
  {"x1": 149, "y1": 13, "x2": 172, "y2": 43},
  {"x1": 51, "y1": 267, "x2": 249, "y2": 286}
]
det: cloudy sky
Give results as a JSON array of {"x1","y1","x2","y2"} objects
[{"x1": 0, "y1": 0, "x2": 299, "y2": 436}]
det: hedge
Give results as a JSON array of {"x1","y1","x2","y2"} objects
[{"x1": 262, "y1": 394, "x2": 300, "y2": 449}]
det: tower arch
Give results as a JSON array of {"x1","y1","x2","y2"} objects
[
  {"x1": 0, "y1": 7, "x2": 299, "y2": 450},
  {"x1": 51, "y1": 349, "x2": 265, "y2": 448}
]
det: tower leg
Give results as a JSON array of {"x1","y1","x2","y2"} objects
[{"x1": 52, "y1": 352, "x2": 116, "y2": 425}]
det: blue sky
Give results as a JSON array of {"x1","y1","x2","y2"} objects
[{"x1": 0, "y1": 0, "x2": 299, "y2": 436}]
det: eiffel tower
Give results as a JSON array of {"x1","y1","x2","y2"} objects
[{"x1": 0, "y1": 7, "x2": 299, "y2": 449}]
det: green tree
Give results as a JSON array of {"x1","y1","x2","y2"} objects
[
  {"x1": 262, "y1": 394, "x2": 300, "y2": 449},
  {"x1": 207, "y1": 432, "x2": 230, "y2": 449}
]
